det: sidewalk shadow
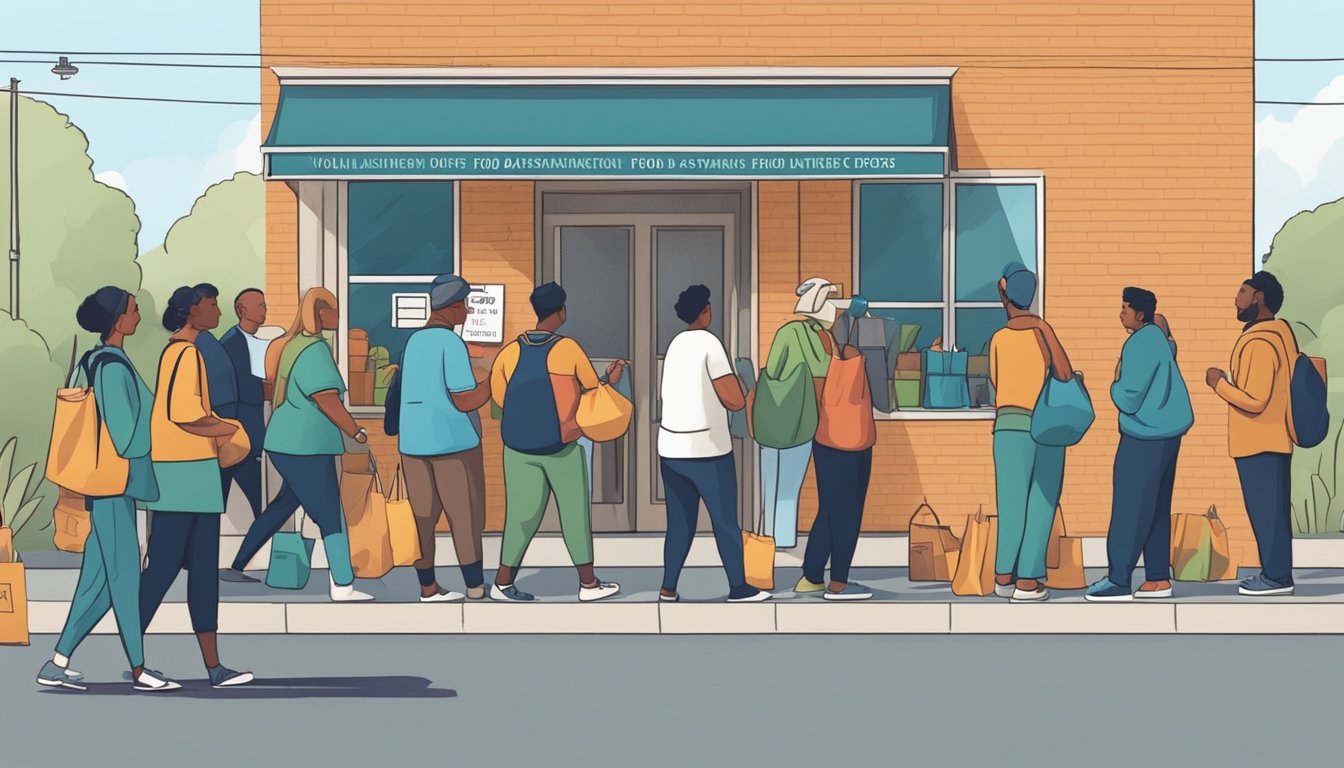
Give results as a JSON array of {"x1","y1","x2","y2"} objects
[{"x1": 40, "y1": 676, "x2": 457, "y2": 700}]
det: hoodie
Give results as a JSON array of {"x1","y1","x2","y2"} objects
[
  {"x1": 1214, "y1": 317, "x2": 1296, "y2": 458},
  {"x1": 1111, "y1": 324, "x2": 1194, "y2": 440}
]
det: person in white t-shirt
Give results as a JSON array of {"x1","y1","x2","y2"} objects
[{"x1": 658, "y1": 285, "x2": 770, "y2": 603}]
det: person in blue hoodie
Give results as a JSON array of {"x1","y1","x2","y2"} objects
[{"x1": 1086, "y1": 287, "x2": 1194, "y2": 602}]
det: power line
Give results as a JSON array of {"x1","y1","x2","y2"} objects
[
  {"x1": 22, "y1": 90, "x2": 259, "y2": 106},
  {"x1": 0, "y1": 58, "x2": 256, "y2": 70},
  {"x1": 1257, "y1": 100, "x2": 1344, "y2": 106}
]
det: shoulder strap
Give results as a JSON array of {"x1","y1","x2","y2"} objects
[
  {"x1": 1031, "y1": 327, "x2": 1054, "y2": 378},
  {"x1": 164, "y1": 341, "x2": 196, "y2": 423}
]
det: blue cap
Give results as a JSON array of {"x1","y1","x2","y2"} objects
[
  {"x1": 430, "y1": 274, "x2": 472, "y2": 310},
  {"x1": 530, "y1": 282, "x2": 567, "y2": 320},
  {"x1": 1002, "y1": 262, "x2": 1037, "y2": 310}
]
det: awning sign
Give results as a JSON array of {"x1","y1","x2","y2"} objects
[{"x1": 462, "y1": 285, "x2": 505, "y2": 343}]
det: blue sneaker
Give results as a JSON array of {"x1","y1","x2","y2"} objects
[
  {"x1": 1238, "y1": 573, "x2": 1294, "y2": 596},
  {"x1": 36, "y1": 660, "x2": 87, "y2": 691},
  {"x1": 823, "y1": 582, "x2": 873, "y2": 601},
  {"x1": 209, "y1": 665, "x2": 255, "y2": 688},
  {"x1": 1085, "y1": 578, "x2": 1134, "y2": 602},
  {"x1": 490, "y1": 584, "x2": 536, "y2": 602}
]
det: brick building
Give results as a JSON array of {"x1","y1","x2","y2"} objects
[{"x1": 259, "y1": 1, "x2": 1255, "y2": 562}]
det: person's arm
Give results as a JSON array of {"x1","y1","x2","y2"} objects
[
  {"x1": 989, "y1": 336, "x2": 999, "y2": 392},
  {"x1": 94, "y1": 362, "x2": 142, "y2": 457},
  {"x1": 311, "y1": 390, "x2": 366, "y2": 442},
  {"x1": 1110, "y1": 336, "x2": 1158, "y2": 416},
  {"x1": 1213, "y1": 341, "x2": 1276, "y2": 414},
  {"x1": 706, "y1": 338, "x2": 744, "y2": 411},
  {"x1": 297, "y1": 343, "x2": 366, "y2": 443},
  {"x1": 165, "y1": 346, "x2": 237, "y2": 438},
  {"x1": 445, "y1": 337, "x2": 493, "y2": 413},
  {"x1": 763, "y1": 324, "x2": 796, "y2": 381}
]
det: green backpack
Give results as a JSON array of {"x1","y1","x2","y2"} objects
[{"x1": 751, "y1": 362, "x2": 818, "y2": 449}]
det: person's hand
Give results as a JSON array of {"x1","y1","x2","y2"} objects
[
  {"x1": 353, "y1": 428, "x2": 369, "y2": 445},
  {"x1": 605, "y1": 359, "x2": 628, "y2": 384},
  {"x1": 1205, "y1": 367, "x2": 1224, "y2": 388}
]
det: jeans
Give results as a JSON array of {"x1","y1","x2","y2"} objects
[
  {"x1": 56, "y1": 496, "x2": 144, "y2": 668},
  {"x1": 660, "y1": 454, "x2": 746, "y2": 592},
  {"x1": 802, "y1": 443, "x2": 873, "y2": 586},
  {"x1": 760, "y1": 443, "x2": 812, "y2": 547},
  {"x1": 140, "y1": 511, "x2": 220, "y2": 634},
  {"x1": 1236, "y1": 452, "x2": 1294, "y2": 585},
  {"x1": 1106, "y1": 434, "x2": 1182, "y2": 588},
  {"x1": 232, "y1": 453, "x2": 356, "y2": 586},
  {"x1": 993, "y1": 414, "x2": 1066, "y2": 581}
]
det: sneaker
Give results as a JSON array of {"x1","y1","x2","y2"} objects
[
  {"x1": 465, "y1": 585, "x2": 487, "y2": 600},
  {"x1": 994, "y1": 582, "x2": 1016, "y2": 599},
  {"x1": 209, "y1": 666, "x2": 255, "y2": 688},
  {"x1": 419, "y1": 588, "x2": 466, "y2": 603},
  {"x1": 794, "y1": 576, "x2": 826, "y2": 594},
  {"x1": 219, "y1": 568, "x2": 260, "y2": 584},
  {"x1": 1011, "y1": 586, "x2": 1050, "y2": 603},
  {"x1": 329, "y1": 576, "x2": 374, "y2": 603},
  {"x1": 659, "y1": 591, "x2": 680, "y2": 602},
  {"x1": 727, "y1": 586, "x2": 773, "y2": 603},
  {"x1": 122, "y1": 668, "x2": 165, "y2": 682},
  {"x1": 133, "y1": 669, "x2": 183, "y2": 693},
  {"x1": 823, "y1": 582, "x2": 873, "y2": 601},
  {"x1": 1239, "y1": 573, "x2": 1294, "y2": 597},
  {"x1": 490, "y1": 583, "x2": 536, "y2": 602},
  {"x1": 1135, "y1": 581, "x2": 1174, "y2": 599},
  {"x1": 579, "y1": 581, "x2": 621, "y2": 602},
  {"x1": 36, "y1": 661, "x2": 87, "y2": 692},
  {"x1": 1084, "y1": 578, "x2": 1134, "y2": 603}
]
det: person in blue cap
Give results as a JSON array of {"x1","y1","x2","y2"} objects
[{"x1": 396, "y1": 274, "x2": 493, "y2": 602}]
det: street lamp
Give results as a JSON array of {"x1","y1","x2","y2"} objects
[{"x1": 7, "y1": 58, "x2": 77, "y2": 321}]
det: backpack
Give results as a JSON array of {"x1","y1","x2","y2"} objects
[
  {"x1": 500, "y1": 333, "x2": 565, "y2": 455},
  {"x1": 1283, "y1": 325, "x2": 1330, "y2": 448},
  {"x1": 45, "y1": 348, "x2": 133, "y2": 496}
]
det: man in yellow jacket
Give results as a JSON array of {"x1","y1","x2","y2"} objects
[{"x1": 1206, "y1": 271, "x2": 1296, "y2": 596}]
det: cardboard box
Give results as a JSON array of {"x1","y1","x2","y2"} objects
[
  {"x1": 349, "y1": 370, "x2": 376, "y2": 406},
  {"x1": 968, "y1": 355, "x2": 990, "y2": 377},
  {"x1": 348, "y1": 329, "x2": 370, "y2": 361},
  {"x1": 895, "y1": 351, "x2": 922, "y2": 372}
]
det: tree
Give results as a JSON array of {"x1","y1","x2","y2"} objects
[
  {"x1": 1264, "y1": 197, "x2": 1344, "y2": 534},
  {"x1": 0, "y1": 95, "x2": 143, "y2": 366},
  {"x1": 0, "y1": 316, "x2": 65, "y2": 551},
  {"x1": 127, "y1": 172, "x2": 265, "y2": 381}
]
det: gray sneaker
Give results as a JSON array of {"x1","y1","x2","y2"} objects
[
  {"x1": 36, "y1": 660, "x2": 87, "y2": 691},
  {"x1": 209, "y1": 665, "x2": 255, "y2": 688},
  {"x1": 490, "y1": 584, "x2": 536, "y2": 602},
  {"x1": 134, "y1": 669, "x2": 182, "y2": 693},
  {"x1": 219, "y1": 568, "x2": 260, "y2": 584}
]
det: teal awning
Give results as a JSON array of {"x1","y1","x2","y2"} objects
[{"x1": 262, "y1": 70, "x2": 954, "y2": 179}]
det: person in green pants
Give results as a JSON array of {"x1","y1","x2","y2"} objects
[
  {"x1": 36, "y1": 288, "x2": 181, "y2": 693},
  {"x1": 489, "y1": 283, "x2": 627, "y2": 602}
]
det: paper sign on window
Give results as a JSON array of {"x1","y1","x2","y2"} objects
[
  {"x1": 462, "y1": 285, "x2": 505, "y2": 343},
  {"x1": 392, "y1": 293, "x2": 431, "y2": 329}
]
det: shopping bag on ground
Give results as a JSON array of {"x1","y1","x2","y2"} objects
[
  {"x1": 908, "y1": 499, "x2": 961, "y2": 582},
  {"x1": 576, "y1": 384, "x2": 633, "y2": 442},
  {"x1": 952, "y1": 506, "x2": 998, "y2": 597},
  {"x1": 386, "y1": 465, "x2": 422, "y2": 567},
  {"x1": 1171, "y1": 505, "x2": 1238, "y2": 582},
  {"x1": 1046, "y1": 506, "x2": 1087, "y2": 590},
  {"x1": 340, "y1": 452, "x2": 394, "y2": 579},
  {"x1": 742, "y1": 500, "x2": 776, "y2": 591},
  {"x1": 0, "y1": 520, "x2": 29, "y2": 645},
  {"x1": 266, "y1": 532, "x2": 315, "y2": 590},
  {"x1": 52, "y1": 489, "x2": 91, "y2": 554}
]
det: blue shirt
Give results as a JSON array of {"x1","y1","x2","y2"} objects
[
  {"x1": 398, "y1": 326, "x2": 480, "y2": 457},
  {"x1": 1111, "y1": 323, "x2": 1194, "y2": 440}
]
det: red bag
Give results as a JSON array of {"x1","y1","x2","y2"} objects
[{"x1": 814, "y1": 336, "x2": 876, "y2": 452}]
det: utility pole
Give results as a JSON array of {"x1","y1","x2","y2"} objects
[{"x1": 7, "y1": 77, "x2": 17, "y2": 321}]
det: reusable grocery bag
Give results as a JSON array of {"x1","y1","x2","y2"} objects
[
  {"x1": 1028, "y1": 330, "x2": 1094, "y2": 447},
  {"x1": 576, "y1": 384, "x2": 633, "y2": 442},
  {"x1": 908, "y1": 500, "x2": 962, "y2": 582},
  {"x1": 750, "y1": 363, "x2": 818, "y2": 449},
  {"x1": 1171, "y1": 506, "x2": 1237, "y2": 582},
  {"x1": 52, "y1": 490, "x2": 91, "y2": 554},
  {"x1": 1046, "y1": 507, "x2": 1087, "y2": 590},
  {"x1": 386, "y1": 465, "x2": 422, "y2": 567},
  {"x1": 952, "y1": 507, "x2": 998, "y2": 597},
  {"x1": 266, "y1": 532, "x2": 315, "y2": 590},
  {"x1": 814, "y1": 343, "x2": 876, "y2": 452},
  {"x1": 0, "y1": 514, "x2": 28, "y2": 646},
  {"x1": 340, "y1": 452, "x2": 394, "y2": 579},
  {"x1": 46, "y1": 350, "x2": 130, "y2": 497},
  {"x1": 922, "y1": 348, "x2": 971, "y2": 410},
  {"x1": 728, "y1": 359, "x2": 756, "y2": 440},
  {"x1": 742, "y1": 502, "x2": 776, "y2": 591}
]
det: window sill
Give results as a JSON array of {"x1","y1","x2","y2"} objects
[
  {"x1": 350, "y1": 406, "x2": 387, "y2": 419},
  {"x1": 873, "y1": 408, "x2": 996, "y2": 421}
]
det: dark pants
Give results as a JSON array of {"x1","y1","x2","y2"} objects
[
  {"x1": 219, "y1": 405, "x2": 265, "y2": 517},
  {"x1": 660, "y1": 454, "x2": 745, "y2": 592},
  {"x1": 140, "y1": 511, "x2": 221, "y2": 633},
  {"x1": 1106, "y1": 434, "x2": 1181, "y2": 588},
  {"x1": 233, "y1": 453, "x2": 344, "y2": 573},
  {"x1": 1236, "y1": 452, "x2": 1294, "y2": 585},
  {"x1": 803, "y1": 443, "x2": 873, "y2": 586}
]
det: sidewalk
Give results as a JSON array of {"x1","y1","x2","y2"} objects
[{"x1": 21, "y1": 553, "x2": 1344, "y2": 635}]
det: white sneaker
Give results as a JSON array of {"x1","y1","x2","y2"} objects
[
  {"x1": 578, "y1": 581, "x2": 621, "y2": 602},
  {"x1": 1011, "y1": 587, "x2": 1050, "y2": 603},
  {"x1": 133, "y1": 670, "x2": 182, "y2": 693},
  {"x1": 329, "y1": 577, "x2": 374, "y2": 602},
  {"x1": 419, "y1": 589, "x2": 466, "y2": 603},
  {"x1": 994, "y1": 583, "x2": 1016, "y2": 599}
]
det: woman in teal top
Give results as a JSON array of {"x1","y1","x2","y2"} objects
[
  {"x1": 37, "y1": 288, "x2": 180, "y2": 693},
  {"x1": 229, "y1": 287, "x2": 373, "y2": 602}
]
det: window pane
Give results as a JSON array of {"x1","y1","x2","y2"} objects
[
  {"x1": 858, "y1": 183, "x2": 944, "y2": 302},
  {"x1": 866, "y1": 307, "x2": 944, "y2": 353},
  {"x1": 348, "y1": 283, "x2": 428, "y2": 406},
  {"x1": 348, "y1": 182, "x2": 455, "y2": 276},
  {"x1": 955, "y1": 183, "x2": 1037, "y2": 302},
  {"x1": 655, "y1": 228, "x2": 724, "y2": 356},
  {"x1": 558, "y1": 226, "x2": 631, "y2": 361},
  {"x1": 955, "y1": 307, "x2": 1007, "y2": 357}
]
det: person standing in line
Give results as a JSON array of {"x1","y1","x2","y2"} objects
[
  {"x1": 489, "y1": 282, "x2": 625, "y2": 602},
  {"x1": 398, "y1": 275, "x2": 492, "y2": 602},
  {"x1": 1207, "y1": 271, "x2": 1298, "y2": 596},
  {"x1": 988, "y1": 263, "x2": 1078, "y2": 603},
  {"x1": 36, "y1": 288, "x2": 181, "y2": 693},
  {"x1": 222, "y1": 288, "x2": 374, "y2": 603},
  {"x1": 658, "y1": 285, "x2": 769, "y2": 603},
  {"x1": 140, "y1": 284, "x2": 254, "y2": 688},
  {"x1": 1086, "y1": 288, "x2": 1193, "y2": 602},
  {"x1": 214, "y1": 289, "x2": 269, "y2": 517}
]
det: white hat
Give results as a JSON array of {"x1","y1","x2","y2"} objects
[{"x1": 794, "y1": 277, "x2": 838, "y2": 317}]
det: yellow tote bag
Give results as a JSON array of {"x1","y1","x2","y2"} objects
[
  {"x1": 576, "y1": 384, "x2": 633, "y2": 442},
  {"x1": 952, "y1": 506, "x2": 998, "y2": 597},
  {"x1": 46, "y1": 382, "x2": 129, "y2": 497},
  {"x1": 742, "y1": 497, "x2": 776, "y2": 591},
  {"x1": 340, "y1": 453, "x2": 394, "y2": 579},
  {"x1": 386, "y1": 465, "x2": 422, "y2": 568}
]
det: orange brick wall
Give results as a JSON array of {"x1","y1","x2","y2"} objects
[{"x1": 262, "y1": 1, "x2": 1256, "y2": 562}]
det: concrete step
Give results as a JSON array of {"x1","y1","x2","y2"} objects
[{"x1": 20, "y1": 565, "x2": 1344, "y2": 636}]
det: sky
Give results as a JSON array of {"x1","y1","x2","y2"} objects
[{"x1": 2, "y1": 1, "x2": 1342, "y2": 260}]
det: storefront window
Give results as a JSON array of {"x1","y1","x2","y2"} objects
[{"x1": 345, "y1": 181, "x2": 457, "y2": 408}]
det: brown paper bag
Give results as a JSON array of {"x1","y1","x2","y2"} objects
[
  {"x1": 340, "y1": 453, "x2": 393, "y2": 579},
  {"x1": 742, "y1": 531, "x2": 776, "y2": 591},
  {"x1": 1046, "y1": 506, "x2": 1088, "y2": 590},
  {"x1": 53, "y1": 490, "x2": 91, "y2": 554},
  {"x1": 0, "y1": 526, "x2": 13, "y2": 564},
  {"x1": 908, "y1": 500, "x2": 961, "y2": 582},
  {"x1": 0, "y1": 533, "x2": 29, "y2": 645},
  {"x1": 952, "y1": 506, "x2": 998, "y2": 597},
  {"x1": 385, "y1": 466, "x2": 421, "y2": 568}
]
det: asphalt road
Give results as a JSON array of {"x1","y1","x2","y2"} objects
[{"x1": 0, "y1": 634, "x2": 1335, "y2": 767}]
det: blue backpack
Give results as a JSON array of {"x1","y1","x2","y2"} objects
[
  {"x1": 500, "y1": 333, "x2": 565, "y2": 455},
  {"x1": 1285, "y1": 325, "x2": 1329, "y2": 449}
]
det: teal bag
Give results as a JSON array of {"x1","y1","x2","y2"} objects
[
  {"x1": 921, "y1": 348, "x2": 971, "y2": 409},
  {"x1": 1029, "y1": 328, "x2": 1094, "y2": 446},
  {"x1": 266, "y1": 532, "x2": 315, "y2": 590},
  {"x1": 751, "y1": 363, "x2": 818, "y2": 449}
]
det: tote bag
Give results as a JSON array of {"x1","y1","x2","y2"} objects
[
  {"x1": 750, "y1": 362, "x2": 818, "y2": 449},
  {"x1": 576, "y1": 384, "x2": 634, "y2": 443},
  {"x1": 266, "y1": 532, "x2": 315, "y2": 590},
  {"x1": 45, "y1": 351, "x2": 130, "y2": 497},
  {"x1": 1029, "y1": 330, "x2": 1094, "y2": 447},
  {"x1": 908, "y1": 500, "x2": 962, "y2": 582},
  {"x1": 952, "y1": 507, "x2": 998, "y2": 597},
  {"x1": 386, "y1": 465, "x2": 422, "y2": 567},
  {"x1": 814, "y1": 333, "x2": 877, "y2": 452},
  {"x1": 340, "y1": 452, "x2": 394, "y2": 579},
  {"x1": 1045, "y1": 507, "x2": 1087, "y2": 590}
]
